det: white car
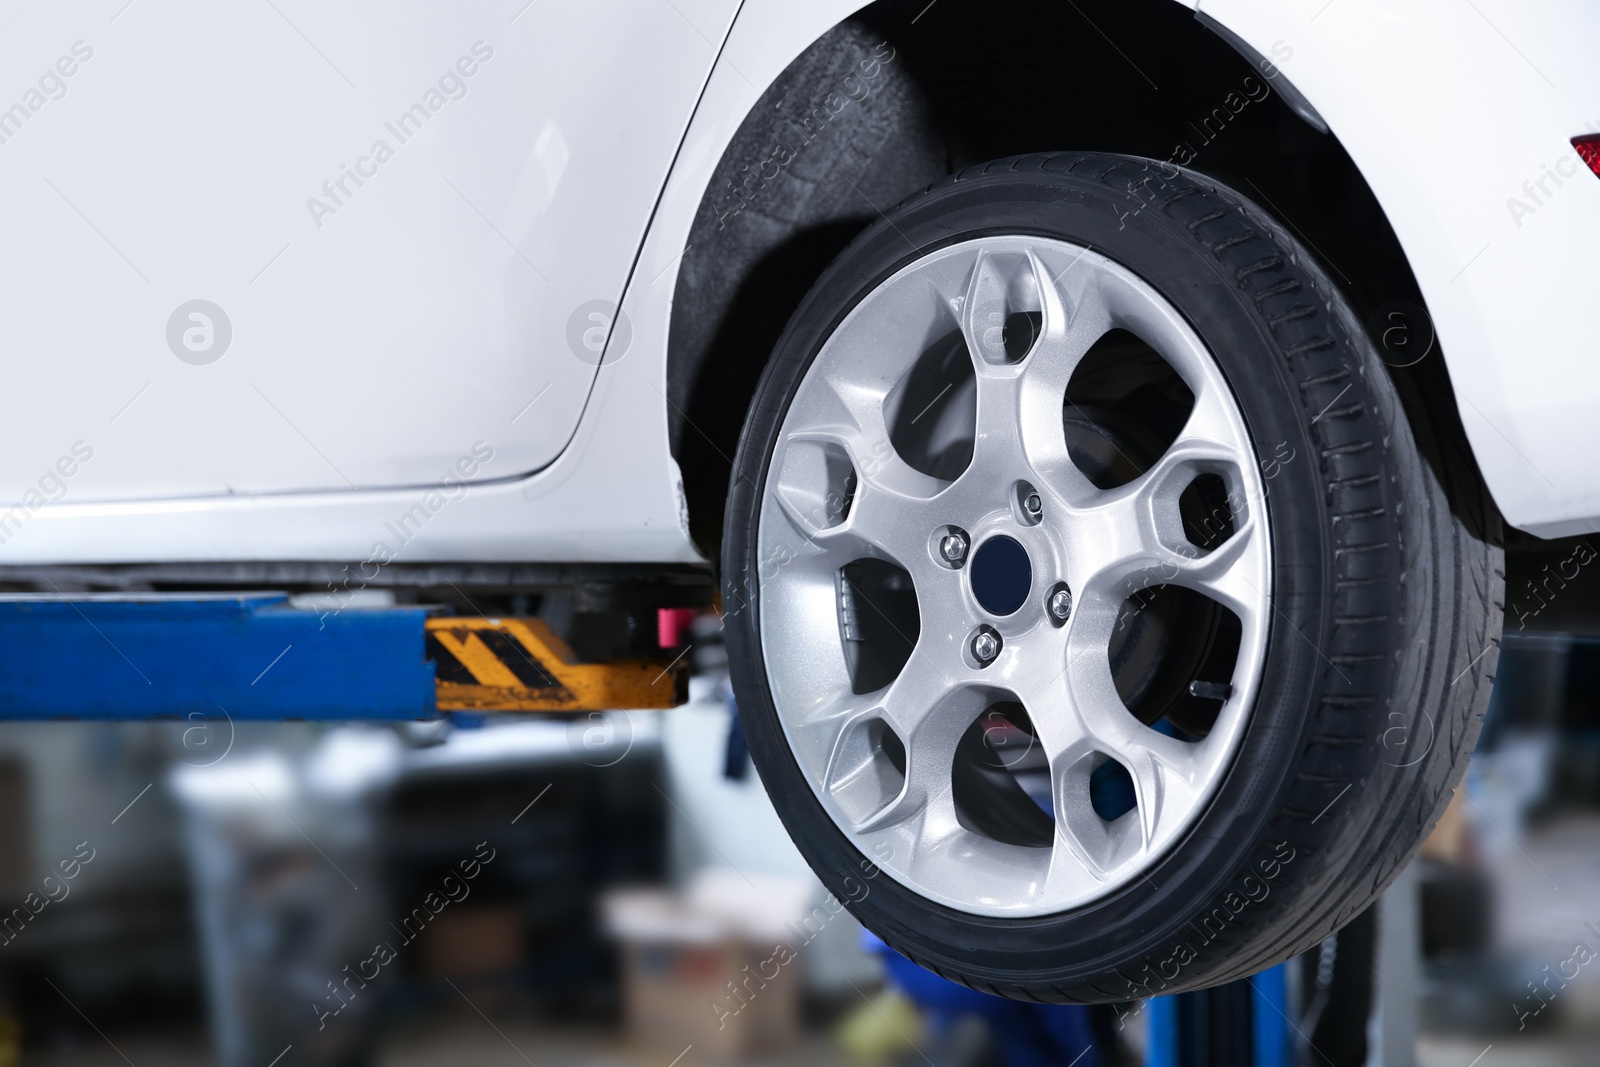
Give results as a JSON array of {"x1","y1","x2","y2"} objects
[{"x1": 4, "y1": 0, "x2": 1596, "y2": 1000}]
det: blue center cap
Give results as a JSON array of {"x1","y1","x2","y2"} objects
[{"x1": 970, "y1": 535, "x2": 1032, "y2": 616}]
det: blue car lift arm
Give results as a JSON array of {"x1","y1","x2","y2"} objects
[{"x1": 0, "y1": 593, "x2": 687, "y2": 720}]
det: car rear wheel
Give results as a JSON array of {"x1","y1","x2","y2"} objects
[{"x1": 722, "y1": 153, "x2": 1503, "y2": 1001}]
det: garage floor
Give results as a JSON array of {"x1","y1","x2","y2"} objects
[{"x1": 29, "y1": 1022, "x2": 844, "y2": 1067}]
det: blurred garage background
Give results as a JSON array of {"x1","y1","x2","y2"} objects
[{"x1": 3, "y1": 579, "x2": 1600, "y2": 1067}]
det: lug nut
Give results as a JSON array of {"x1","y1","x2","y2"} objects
[
  {"x1": 940, "y1": 531, "x2": 969, "y2": 565},
  {"x1": 1049, "y1": 588, "x2": 1073, "y2": 622},
  {"x1": 1024, "y1": 492, "x2": 1043, "y2": 519},
  {"x1": 971, "y1": 630, "x2": 1001, "y2": 664}
]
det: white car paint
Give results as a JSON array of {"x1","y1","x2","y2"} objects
[
  {"x1": 0, "y1": 0, "x2": 735, "y2": 501},
  {"x1": 1189, "y1": 0, "x2": 1600, "y2": 536},
  {"x1": 0, "y1": 0, "x2": 1595, "y2": 566}
]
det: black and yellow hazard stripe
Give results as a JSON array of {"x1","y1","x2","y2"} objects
[{"x1": 427, "y1": 617, "x2": 686, "y2": 711}]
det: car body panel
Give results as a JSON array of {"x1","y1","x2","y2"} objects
[
  {"x1": 2, "y1": 0, "x2": 1595, "y2": 566},
  {"x1": 0, "y1": 0, "x2": 735, "y2": 504},
  {"x1": 1190, "y1": 0, "x2": 1600, "y2": 536}
]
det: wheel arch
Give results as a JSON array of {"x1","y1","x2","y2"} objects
[{"x1": 666, "y1": 0, "x2": 1495, "y2": 558}]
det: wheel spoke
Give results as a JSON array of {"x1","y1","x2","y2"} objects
[
  {"x1": 768, "y1": 435, "x2": 859, "y2": 542},
  {"x1": 959, "y1": 251, "x2": 1114, "y2": 504},
  {"x1": 774, "y1": 414, "x2": 946, "y2": 566},
  {"x1": 1023, "y1": 276, "x2": 1115, "y2": 506},
  {"x1": 1016, "y1": 621, "x2": 1205, "y2": 867},
  {"x1": 783, "y1": 379, "x2": 948, "y2": 501},
  {"x1": 1168, "y1": 517, "x2": 1264, "y2": 620},
  {"x1": 1002, "y1": 638, "x2": 1116, "y2": 878},
  {"x1": 959, "y1": 249, "x2": 1030, "y2": 368},
  {"x1": 812, "y1": 694, "x2": 906, "y2": 827},
  {"x1": 838, "y1": 645, "x2": 985, "y2": 835},
  {"x1": 959, "y1": 248, "x2": 1112, "y2": 376},
  {"x1": 1088, "y1": 719, "x2": 1204, "y2": 851},
  {"x1": 1067, "y1": 381, "x2": 1262, "y2": 617},
  {"x1": 837, "y1": 462, "x2": 943, "y2": 566}
]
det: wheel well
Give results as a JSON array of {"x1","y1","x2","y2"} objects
[{"x1": 668, "y1": 0, "x2": 1493, "y2": 557}]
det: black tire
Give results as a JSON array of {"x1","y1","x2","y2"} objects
[{"x1": 722, "y1": 152, "x2": 1503, "y2": 1001}]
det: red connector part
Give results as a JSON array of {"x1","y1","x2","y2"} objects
[
  {"x1": 1574, "y1": 134, "x2": 1600, "y2": 178},
  {"x1": 657, "y1": 607, "x2": 699, "y2": 649}
]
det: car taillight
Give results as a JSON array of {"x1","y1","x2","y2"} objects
[{"x1": 1575, "y1": 134, "x2": 1600, "y2": 177}]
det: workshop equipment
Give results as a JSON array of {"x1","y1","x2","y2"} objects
[
  {"x1": 1146, "y1": 965, "x2": 1292, "y2": 1067},
  {"x1": 0, "y1": 593, "x2": 688, "y2": 719}
]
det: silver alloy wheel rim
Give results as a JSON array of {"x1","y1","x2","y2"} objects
[{"x1": 755, "y1": 236, "x2": 1272, "y2": 917}]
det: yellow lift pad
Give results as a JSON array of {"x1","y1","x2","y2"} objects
[{"x1": 427, "y1": 616, "x2": 688, "y2": 712}]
